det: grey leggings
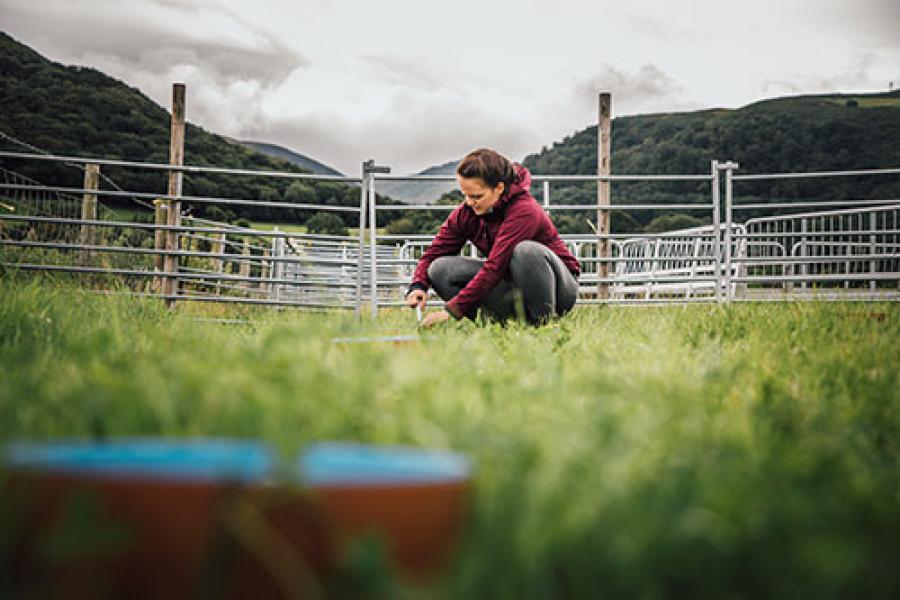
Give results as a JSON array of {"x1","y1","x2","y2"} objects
[{"x1": 427, "y1": 240, "x2": 579, "y2": 324}]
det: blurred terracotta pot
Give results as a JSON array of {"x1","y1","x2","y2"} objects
[
  {"x1": 3, "y1": 439, "x2": 333, "y2": 598},
  {"x1": 2, "y1": 439, "x2": 472, "y2": 597},
  {"x1": 299, "y1": 442, "x2": 472, "y2": 577}
]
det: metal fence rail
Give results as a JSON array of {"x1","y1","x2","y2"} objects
[
  {"x1": 0, "y1": 150, "x2": 369, "y2": 314},
  {"x1": 730, "y1": 167, "x2": 900, "y2": 301},
  {"x1": 368, "y1": 168, "x2": 720, "y2": 309},
  {"x1": 737, "y1": 205, "x2": 900, "y2": 297},
  {"x1": 2, "y1": 150, "x2": 898, "y2": 317}
]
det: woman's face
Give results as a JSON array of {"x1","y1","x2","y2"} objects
[{"x1": 457, "y1": 176, "x2": 505, "y2": 216}]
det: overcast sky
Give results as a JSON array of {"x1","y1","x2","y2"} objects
[{"x1": 2, "y1": 0, "x2": 899, "y2": 174}]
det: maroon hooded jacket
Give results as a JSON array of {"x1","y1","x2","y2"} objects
[{"x1": 409, "y1": 164, "x2": 581, "y2": 318}]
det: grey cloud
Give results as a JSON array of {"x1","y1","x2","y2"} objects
[
  {"x1": 848, "y1": 0, "x2": 900, "y2": 43},
  {"x1": 761, "y1": 52, "x2": 890, "y2": 96},
  {"x1": 360, "y1": 54, "x2": 446, "y2": 92},
  {"x1": 249, "y1": 102, "x2": 543, "y2": 176},
  {"x1": 806, "y1": 0, "x2": 900, "y2": 47},
  {"x1": 618, "y1": 12, "x2": 693, "y2": 42},
  {"x1": 188, "y1": 61, "x2": 697, "y2": 175},
  {"x1": 132, "y1": 38, "x2": 305, "y2": 87},
  {"x1": 572, "y1": 64, "x2": 692, "y2": 116},
  {"x1": 0, "y1": 0, "x2": 306, "y2": 87}
]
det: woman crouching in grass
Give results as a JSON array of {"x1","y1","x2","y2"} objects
[{"x1": 406, "y1": 148, "x2": 581, "y2": 327}]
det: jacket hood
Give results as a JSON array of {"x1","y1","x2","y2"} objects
[{"x1": 493, "y1": 163, "x2": 531, "y2": 213}]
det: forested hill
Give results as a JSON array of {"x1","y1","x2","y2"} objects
[
  {"x1": 525, "y1": 92, "x2": 900, "y2": 175},
  {"x1": 522, "y1": 92, "x2": 900, "y2": 232},
  {"x1": 0, "y1": 32, "x2": 398, "y2": 228}
]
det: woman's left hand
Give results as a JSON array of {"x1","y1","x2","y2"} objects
[{"x1": 421, "y1": 309, "x2": 451, "y2": 328}]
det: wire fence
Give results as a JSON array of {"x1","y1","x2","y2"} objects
[{"x1": 1, "y1": 151, "x2": 898, "y2": 317}]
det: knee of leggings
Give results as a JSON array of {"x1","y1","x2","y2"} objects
[
  {"x1": 427, "y1": 257, "x2": 452, "y2": 286},
  {"x1": 511, "y1": 240, "x2": 544, "y2": 269}
]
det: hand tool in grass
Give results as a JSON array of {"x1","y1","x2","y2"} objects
[{"x1": 332, "y1": 302, "x2": 424, "y2": 345}]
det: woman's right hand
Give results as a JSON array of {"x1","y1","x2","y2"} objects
[{"x1": 406, "y1": 289, "x2": 427, "y2": 310}]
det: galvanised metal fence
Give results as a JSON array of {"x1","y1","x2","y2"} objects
[
  {"x1": 729, "y1": 166, "x2": 900, "y2": 301},
  {"x1": 0, "y1": 150, "x2": 368, "y2": 313},
  {"x1": 609, "y1": 223, "x2": 745, "y2": 301},
  {"x1": 368, "y1": 164, "x2": 725, "y2": 310},
  {"x1": 2, "y1": 151, "x2": 898, "y2": 317}
]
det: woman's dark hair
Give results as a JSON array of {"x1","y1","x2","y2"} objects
[{"x1": 456, "y1": 148, "x2": 516, "y2": 189}]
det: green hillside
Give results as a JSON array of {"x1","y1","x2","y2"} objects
[
  {"x1": 0, "y1": 32, "x2": 401, "y2": 229},
  {"x1": 523, "y1": 92, "x2": 900, "y2": 232}
]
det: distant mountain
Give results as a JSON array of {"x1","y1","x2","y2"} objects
[
  {"x1": 239, "y1": 140, "x2": 462, "y2": 206},
  {"x1": 375, "y1": 160, "x2": 459, "y2": 204},
  {"x1": 239, "y1": 140, "x2": 345, "y2": 177}
]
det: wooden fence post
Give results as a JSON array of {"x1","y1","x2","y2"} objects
[
  {"x1": 164, "y1": 83, "x2": 186, "y2": 307},
  {"x1": 0, "y1": 201, "x2": 12, "y2": 238},
  {"x1": 152, "y1": 199, "x2": 165, "y2": 291},
  {"x1": 213, "y1": 231, "x2": 226, "y2": 296},
  {"x1": 272, "y1": 226, "x2": 283, "y2": 302},
  {"x1": 212, "y1": 232, "x2": 225, "y2": 272},
  {"x1": 79, "y1": 163, "x2": 100, "y2": 266},
  {"x1": 0, "y1": 205, "x2": 7, "y2": 240},
  {"x1": 261, "y1": 248, "x2": 271, "y2": 292},
  {"x1": 240, "y1": 240, "x2": 251, "y2": 287},
  {"x1": 597, "y1": 92, "x2": 612, "y2": 299}
]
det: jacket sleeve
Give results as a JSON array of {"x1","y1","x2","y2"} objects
[
  {"x1": 446, "y1": 202, "x2": 540, "y2": 318},
  {"x1": 409, "y1": 207, "x2": 468, "y2": 293}
]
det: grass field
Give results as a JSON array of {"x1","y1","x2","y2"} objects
[
  {"x1": 250, "y1": 221, "x2": 309, "y2": 234},
  {"x1": 1, "y1": 279, "x2": 898, "y2": 598}
]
